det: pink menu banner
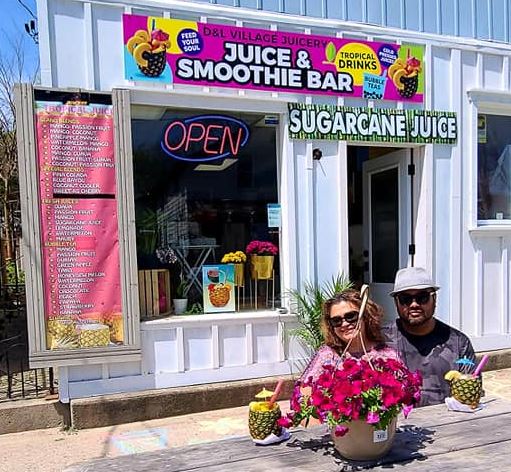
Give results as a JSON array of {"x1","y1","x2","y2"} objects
[
  {"x1": 36, "y1": 103, "x2": 116, "y2": 195},
  {"x1": 35, "y1": 102, "x2": 124, "y2": 351}
]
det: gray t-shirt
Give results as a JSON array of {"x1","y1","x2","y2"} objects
[{"x1": 384, "y1": 319, "x2": 476, "y2": 407}]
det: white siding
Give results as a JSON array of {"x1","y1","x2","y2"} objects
[
  {"x1": 62, "y1": 313, "x2": 304, "y2": 400},
  {"x1": 177, "y1": 0, "x2": 511, "y2": 43}
]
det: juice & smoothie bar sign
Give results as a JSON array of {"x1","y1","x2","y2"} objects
[
  {"x1": 35, "y1": 101, "x2": 124, "y2": 351},
  {"x1": 288, "y1": 104, "x2": 457, "y2": 144},
  {"x1": 122, "y1": 14, "x2": 424, "y2": 103}
]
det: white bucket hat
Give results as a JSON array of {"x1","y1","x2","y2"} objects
[{"x1": 389, "y1": 267, "x2": 440, "y2": 297}]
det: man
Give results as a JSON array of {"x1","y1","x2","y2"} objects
[{"x1": 384, "y1": 266, "x2": 476, "y2": 407}]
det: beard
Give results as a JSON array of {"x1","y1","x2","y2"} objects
[{"x1": 399, "y1": 309, "x2": 434, "y2": 327}]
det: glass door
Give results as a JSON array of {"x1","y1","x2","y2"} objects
[{"x1": 362, "y1": 149, "x2": 410, "y2": 320}]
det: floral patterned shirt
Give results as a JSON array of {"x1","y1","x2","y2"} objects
[{"x1": 299, "y1": 344, "x2": 401, "y2": 384}]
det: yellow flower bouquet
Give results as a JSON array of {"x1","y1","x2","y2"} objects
[
  {"x1": 221, "y1": 251, "x2": 247, "y2": 264},
  {"x1": 221, "y1": 251, "x2": 246, "y2": 286}
]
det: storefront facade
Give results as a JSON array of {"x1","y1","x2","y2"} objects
[{"x1": 17, "y1": 0, "x2": 511, "y2": 402}]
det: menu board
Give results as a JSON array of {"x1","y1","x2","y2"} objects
[{"x1": 35, "y1": 101, "x2": 123, "y2": 350}]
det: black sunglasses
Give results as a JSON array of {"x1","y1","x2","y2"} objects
[
  {"x1": 329, "y1": 311, "x2": 359, "y2": 328},
  {"x1": 396, "y1": 291, "x2": 433, "y2": 306}
]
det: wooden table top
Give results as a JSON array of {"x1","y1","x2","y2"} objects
[{"x1": 66, "y1": 397, "x2": 511, "y2": 471}]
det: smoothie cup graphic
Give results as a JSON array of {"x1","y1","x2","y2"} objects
[
  {"x1": 207, "y1": 269, "x2": 225, "y2": 284},
  {"x1": 363, "y1": 70, "x2": 388, "y2": 99}
]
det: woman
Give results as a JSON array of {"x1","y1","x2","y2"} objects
[{"x1": 300, "y1": 288, "x2": 399, "y2": 383}]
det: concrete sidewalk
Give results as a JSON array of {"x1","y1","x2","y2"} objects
[
  {"x1": 1, "y1": 368, "x2": 511, "y2": 472},
  {"x1": 2, "y1": 349, "x2": 510, "y2": 435}
]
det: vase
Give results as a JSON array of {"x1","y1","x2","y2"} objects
[
  {"x1": 331, "y1": 417, "x2": 397, "y2": 461},
  {"x1": 234, "y1": 263, "x2": 245, "y2": 286},
  {"x1": 173, "y1": 298, "x2": 188, "y2": 315},
  {"x1": 250, "y1": 255, "x2": 274, "y2": 280}
]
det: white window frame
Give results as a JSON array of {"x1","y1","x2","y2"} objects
[
  {"x1": 468, "y1": 90, "x2": 511, "y2": 232},
  {"x1": 15, "y1": 84, "x2": 141, "y2": 367},
  {"x1": 116, "y1": 86, "x2": 295, "y2": 313}
]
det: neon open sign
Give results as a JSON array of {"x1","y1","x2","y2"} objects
[{"x1": 161, "y1": 114, "x2": 250, "y2": 162}]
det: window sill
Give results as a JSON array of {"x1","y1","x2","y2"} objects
[
  {"x1": 140, "y1": 309, "x2": 295, "y2": 329},
  {"x1": 469, "y1": 225, "x2": 511, "y2": 237}
]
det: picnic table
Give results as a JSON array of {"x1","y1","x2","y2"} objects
[{"x1": 66, "y1": 397, "x2": 511, "y2": 471}]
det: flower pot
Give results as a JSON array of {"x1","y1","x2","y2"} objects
[
  {"x1": 234, "y1": 263, "x2": 245, "y2": 286},
  {"x1": 331, "y1": 417, "x2": 397, "y2": 461},
  {"x1": 173, "y1": 298, "x2": 188, "y2": 315},
  {"x1": 250, "y1": 255, "x2": 274, "y2": 280}
]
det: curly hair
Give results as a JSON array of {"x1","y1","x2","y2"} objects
[{"x1": 321, "y1": 289, "x2": 385, "y2": 350}]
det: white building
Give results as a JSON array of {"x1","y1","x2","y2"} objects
[{"x1": 16, "y1": 0, "x2": 511, "y2": 402}]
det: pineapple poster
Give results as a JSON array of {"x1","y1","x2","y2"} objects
[
  {"x1": 122, "y1": 14, "x2": 424, "y2": 103},
  {"x1": 202, "y1": 265, "x2": 235, "y2": 313},
  {"x1": 35, "y1": 101, "x2": 124, "y2": 351}
]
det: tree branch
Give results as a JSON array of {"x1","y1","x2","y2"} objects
[{"x1": 16, "y1": 0, "x2": 37, "y2": 19}]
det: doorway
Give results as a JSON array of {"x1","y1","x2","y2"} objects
[{"x1": 347, "y1": 146, "x2": 411, "y2": 320}]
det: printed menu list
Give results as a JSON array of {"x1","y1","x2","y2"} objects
[{"x1": 36, "y1": 102, "x2": 123, "y2": 351}]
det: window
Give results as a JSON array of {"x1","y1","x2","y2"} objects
[
  {"x1": 131, "y1": 106, "x2": 280, "y2": 315},
  {"x1": 478, "y1": 114, "x2": 511, "y2": 221}
]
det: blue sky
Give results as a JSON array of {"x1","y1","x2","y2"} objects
[{"x1": 0, "y1": 0, "x2": 39, "y2": 79}]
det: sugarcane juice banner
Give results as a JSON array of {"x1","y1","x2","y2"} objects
[
  {"x1": 288, "y1": 103, "x2": 457, "y2": 144},
  {"x1": 122, "y1": 14, "x2": 424, "y2": 102},
  {"x1": 35, "y1": 102, "x2": 124, "y2": 350}
]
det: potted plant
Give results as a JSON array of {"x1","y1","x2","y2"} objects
[
  {"x1": 155, "y1": 246, "x2": 188, "y2": 315},
  {"x1": 278, "y1": 356, "x2": 422, "y2": 460},
  {"x1": 173, "y1": 276, "x2": 188, "y2": 315},
  {"x1": 245, "y1": 240, "x2": 278, "y2": 279},
  {"x1": 221, "y1": 250, "x2": 247, "y2": 286}
]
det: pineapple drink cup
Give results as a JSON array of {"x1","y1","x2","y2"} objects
[
  {"x1": 248, "y1": 388, "x2": 282, "y2": 440},
  {"x1": 46, "y1": 319, "x2": 78, "y2": 350},
  {"x1": 387, "y1": 49, "x2": 422, "y2": 99},
  {"x1": 208, "y1": 283, "x2": 232, "y2": 307},
  {"x1": 47, "y1": 318, "x2": 76, "y2": 338},
  {"x1": 444, "y1": 370, "x2": 483, "y2": 409},
  {"x1": 77, "y1": 323, "x2": 111, "y2": 348},
  {"x1": 207, "y1": 269, "x2": 232, "y2": 307},
  {"x1": 102, "y1": 311, "x2": 124, "y2": 344},
  {"x1": 127, "y1": 28, "x2": 170, "y2": 78}
]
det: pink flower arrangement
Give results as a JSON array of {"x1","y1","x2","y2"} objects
[
  {"x1": 278, "y1": 357, "x2": 422, "y2": 436},
  {"x1": 245, "y1": 240, "x2": 278, "y2": 256}
]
